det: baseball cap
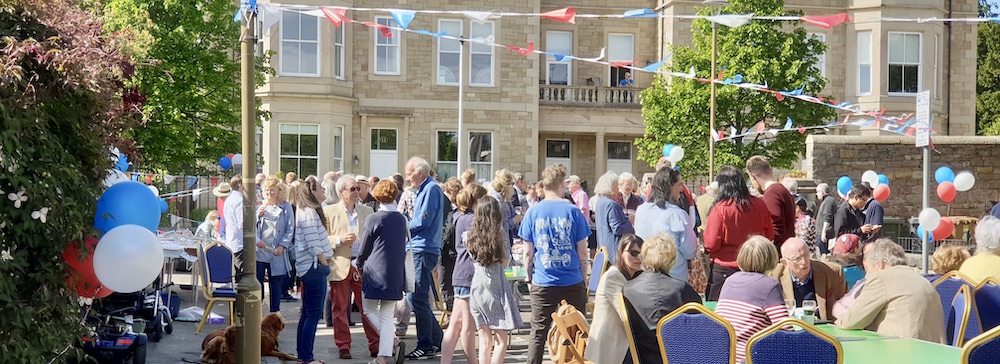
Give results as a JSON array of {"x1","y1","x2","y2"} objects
[
  {"x1": 833, "y1": 234, "x2": 861, "y2": 255},
  {"x1": 564, "y1": 175, "x2": 582, "y2": 184},
  {"x1": 355, "y1": 175, "x2": 370, "y2": 184}
]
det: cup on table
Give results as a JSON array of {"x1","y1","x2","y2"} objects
[
  {"x1": 794, "y1": 308, "x2": 815, "y2": 325},
  {"x1": 802, "y1": 299, "x2": 818, "y2": 317}
]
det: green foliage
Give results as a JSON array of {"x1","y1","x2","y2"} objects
[
  {"x1": 0, "y1": 0, "x2": 138, "y2": 361},
  {"x1": 103, "y1": 0, "x2": 273, "y2": 174},
  {"x1": 636, "y1": 0, "x2": 836, "y2": 176},
  {"x1": 977, "y1": 5, "x2": 1000, "y2": 135}
]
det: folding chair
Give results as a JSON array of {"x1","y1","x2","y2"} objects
[
  {"x1": 195, "y1": 242, "x2": 236, "y2": 334},
  {"x1": 549, "y1": 299, "x2": 593, "y2": 364},
  {"x1": 656, "y1": 302, "x2": 736, "y2": 364},
  {"x1": 431, "y1": 270, "x2": 451, "y2": 327},
  {"x1": 746, "y1": 318, "x2": 842, "y2": 364}
]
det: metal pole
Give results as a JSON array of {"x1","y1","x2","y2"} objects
[
  {"x1": 709, "y1": 23, "x2": 718, "y2": 181},
  {"x1": 236, "y1": 8, "x2": 262, "y2": 364},
  {"x1": 921, "y1": 146, "x2": 930, "y2": 274},
  {"x1": 457, "y1": 37, "x2": 467, "y2": 173}
]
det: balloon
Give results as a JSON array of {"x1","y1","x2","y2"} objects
[
  {"x1": 102, "y1": 169, "x2": 130, "y2": 189},
  {"x1": 661, "y1": 144, "x2": 674, "y2": 158},
  {"x1": 63, "y1": 236, "x2": 113, "y2": 299},
  {"x1": 227, "y1": 153, "x2": 235, "y2": 160},
  {"x1": 933, "y1": 217, "x2": 955, "y2": 240},
  {"x1": 159, "y1": 198, "x2": 168, "y2": 213},
  {"x1": 231, "y1": 154, "x2": 244, "y2": 165},
  {"x1": 917, "y1": 225, "x2": 935, "y2": 242},
  {"x1": 148, "y1": 185, "x2": 159, "y2": 197},
  {"x1": 877, "y1": 174, "x2": 889, "y2": 186},
  {"x1": 219, "y1": 156, "x2": 232, "y2": 170},
  {"x1": 94, "y1": 181, "x2": 161, "y2": 235},
  {"x1": 935, "y1": 166, "x2": 955, "y2": 184},
  {"x1": 861, "y1": 170, "x2": 879, "y2": 188},
  {"x1": 954, "y1": 171, "x2": 975, "y2": 192},
  {"x1": 919, "y1": 208, "x2": 942, "y2": 231},
  {"x1": 668, "y1": 146, "x2": 685, "y2": 163},
  {"x1": 937, "y1": 182, "x2": 957, "y2": 204},
  {"x1": 873, "y1": 185, "x2": 890, "y2": 202},
  {"x1": 836, "y1": 176, "x2": 853, "y2": 196},
  {"x1": 115, "y1": 153, "x2": 129, "y2": 172},
  {"x1": 93, "y1": 225, "x2": 164, "y2": 293}
]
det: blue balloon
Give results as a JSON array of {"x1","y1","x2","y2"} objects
[
  {"x1": 662, "y1": 144, "x2": 674, "y2": 158},
  {"x1": 935, "y1": 166, "x2": 955, "y2": 184},
  {"x1": 159, "y1": 199, "x2": 168, "y2": 213},
  {"x1": 673, "y1": 165, "x2": 680, "y2": 171},
  {"x1": 115, "y1": 153, "x2": 129, "y2": 172},
  {"x1": 219, "y1": 156, "x2": 232, "y2": 170},
  {"x1": 917, "y1": 225, "x2": 935, "y2": 242},
  {"x1": 94, "y1": 181, "x2": 161, "y2": 235},
  {"x1": 836, "y1": 176, "x2": 853, "y2": 196},
  {"x1": 877, "y1": 174, "x2": 889, "y2": 186}
]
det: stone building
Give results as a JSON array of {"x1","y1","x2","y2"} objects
[{"x1": 255, "y1": 0, "x2": 978, "y2": 184}]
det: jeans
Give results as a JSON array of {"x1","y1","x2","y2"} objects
[
  {"x1": 256, "y1": 262, "x2": 287, "y2": 313},
  {"x1": 707, "y1": 263, "x2": 739, "y2": 301},
  {"x1": 363, "y1": 298, "x2": 399, "y2": 357},
  {"x1": 526, "y1": 282, "x2": 587, "y2": 364},
  {"x1": 296, "y1": 264, "x2": 330, "y2": 362},
  {"x1": 407, "y1": 251, "x2": 443, "y2": 351}
]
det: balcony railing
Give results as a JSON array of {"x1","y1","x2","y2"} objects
[{"x1": 539, "y1": 85, "x2": 640, "y2": 107}]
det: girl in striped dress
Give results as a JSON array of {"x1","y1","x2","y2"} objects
[{"x1": 467, "y1": 196, "x2": 524, "y2": 364}]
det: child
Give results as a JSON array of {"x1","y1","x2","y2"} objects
[{"x1": 467, "y1": 196, "x2": 524, "y2": 364}]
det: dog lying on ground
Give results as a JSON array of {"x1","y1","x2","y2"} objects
[{"x1": 200, "y1": 312, "x2": 297, "y2": 363}]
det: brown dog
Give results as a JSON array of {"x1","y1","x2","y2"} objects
[{"x1": 200, "y1": 313, "x2": 296, "y2": 363}]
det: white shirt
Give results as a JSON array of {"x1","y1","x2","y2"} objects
[{"x1": 224, "y1": 192, "x2": 244, "y2": 253}]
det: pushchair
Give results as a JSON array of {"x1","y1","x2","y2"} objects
[{"x1": 79, "y1": 295, "x2": 148, "y2": 364}]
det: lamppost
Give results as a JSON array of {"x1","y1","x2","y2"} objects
[{"x1": 703, "y1": 0, "x2": 728, "y2": 181}]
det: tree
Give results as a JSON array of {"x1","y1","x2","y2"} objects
[
  {"x1": 0, "y1": 0, "x2": 139, "y2": 361},
  {"x1": 977, "y1": 0, "x2": 1000, "y2": 135},
  {"x1": 102, "y1": 0, "x2": 272, "y2": 174},
  {"x1": 636, "y1": 0, "x2": 836, "y2": 175}
]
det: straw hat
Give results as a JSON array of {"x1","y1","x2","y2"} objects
[{"x1": 212, "y1": 182, "x2": 232, "y2": 198}]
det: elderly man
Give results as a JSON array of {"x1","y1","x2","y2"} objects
[
  {"x1": 782, "y1": 176, "x2": 799, "y2": 200},
  {"x1": 323, "y1": 175, "x2": 378, "y2": 359},
  {"x1": 770, "y1": 238, "x2": 848, "y2": 320},
  {"x1": 836, "y1": 239, "x2": 945, "y2": 343},
  {"x1": 356, "y1": 175, "x2": 379, "y2": 211},
  {"x1": 746, "y1": 156, "x2": 797, "y2": 251},
  {"x1": 403, "y1": 156, "x2": 445, "y2": 359},
  {"x1": 255, "y1": 172, "x2": 267, "y2": 204},
  {"x1": 960, "y1": 215, "x2": 1000, "y2": 284},
  {"x1": 815, "y1": 183, "x2": 837, "y2": 254},
  {"x1": 696, "y1": 181, "x2": 718, "y2": 234}
]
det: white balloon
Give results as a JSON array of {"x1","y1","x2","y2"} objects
[
  {"x1": 231, "y1": 154, "x2": 244, "y2": 165},
  {"x1": 918, "y1": 208, "x2": 942, "y2": 231},
  {"x1": 954, "y1": 171, "x2": 976, "y2": 192},
  {"x1": 669, "y1": 146, "x2": 685, "y2": 163},
  {"x1": 148, "y1": 185, "x2": 159, "y2": 197},
  {"x1": 94, "y1": 225, "x2": 164, "y2": 293},
  {"x1": 861, "y1": 170, "x2": 879, "y2": 187},
  {"x1": 102, "y1": 169, "x2": 129, "y2": 189}
]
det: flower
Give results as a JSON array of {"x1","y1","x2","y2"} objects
[
  {"x1": 8, "y1": 188, "x2": 27, "y2": 208},
  {"x1": 1, "y1": 249, "x2": 12, "y2": 262}
]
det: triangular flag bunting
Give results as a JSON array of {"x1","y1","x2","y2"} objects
[
  {"x1": 258, "y1": 3, "x2": 281, "y2": 36},
  {"x1": 362, "y1": 21, "x2": 394, "y2": 38},
  {"x1": 783, "y1": 117, "x2": 793, "y2": 130},
  {"x1": 169, "y1": 215, "x2": 181, "y2": 227},
  {"x1": 574, "y1": 48, "x2": 605, "y2": 62},
  {"x1": 130, "y1": 173, "x2": 139, "y2": 181},
  {"x1": 193, "y1": 188, "x2": 205, "y2": 198},
  {"x1": 320, "y1": 7, "x2": 350, "y2": 28},
  {"x1": 163, "y1": 175, "x2": 176, "y2": 185},
  {"x1": 706, "y1": 14, "x2": 753, "y2": 28},
  {"x1": 798, "y1": 127, "x2": 807, "y2": 134},
  {"x1": 389, "y1": 9, "x2": 417, "y2": 30},
  {"x1": 642, "y1": 54, "x2": 671, "y2": 72},
  {"x1": 412, "y1": 29, "x2": 448, "y2": 38},
  {"x1": 463, "y1": 11, "x2": 492, "y2": 24},
  {"x1": 210, "y1": 177, "x2": 220, "y2": 186},
  {"x1": 541, "y1": 7, "x2": 576, "y2": 24},
  {"x1": 610, "y1": 60, "x2": 634, "y2": 68},
  {"x1": 624, "y1": 8, "x2": 658, "y2": 18},
  {"x1": 801, "y1": 13, "x2": 851, "y2": 29},
  {"x1": 755, "y1": 120, "x2": 766, "y2": 133},
  {"x1": 187, "y1": 176, "x2": 198, "y2": 188},
  {"x1": 729, "y1": 126, "x2": 738, "y2": 138},
  {"x1": 506, "y1": 41, "x2": 535, "y2": 56}
]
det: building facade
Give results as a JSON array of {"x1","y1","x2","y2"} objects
[{"x1": 256, "y1": 0, "x2": 976, "y2": 185}]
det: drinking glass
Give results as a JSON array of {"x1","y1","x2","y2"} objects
[
  {"x1": 784, "y1": 299, "x2": 797, "y2": 316},
  {"x1": 802, "y1": 299, "x2": 818, "y2": 317},
  {"x1": 348, "y1": 225, "x2": 359, "y2": 235}
]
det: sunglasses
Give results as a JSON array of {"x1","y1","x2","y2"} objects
[
  {"x1": 346, "y1": 187, "x2": 360, "y2": 192},
  {"x1": 626, "y1": 250, "x2": 641, "y2": 257}
]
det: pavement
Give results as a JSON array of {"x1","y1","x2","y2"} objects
[{"x1": 145, "y1": 269, "x2": 540, "y2": 364}]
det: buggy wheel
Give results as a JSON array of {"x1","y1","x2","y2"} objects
[
  {"x1": 163, "y1": 314, "x2": 173, "y2": 334},
  {"x1": 148, "y1": 313, "x2": 163, "y2": 342},
  {"x1": 132, "y1": 344, "x2": 146, "y2": 364}
]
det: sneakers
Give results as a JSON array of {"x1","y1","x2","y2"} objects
[{"x1": 403, "y1": 346, "x2": 439, "y2": 360}]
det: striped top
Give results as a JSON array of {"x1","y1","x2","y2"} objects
[
  {"x1": 294, "y1": 206, "x2": 333, "y2": 277},
  {"x1": 715, "y1": 271, "x2": 788, "y2": 363}
]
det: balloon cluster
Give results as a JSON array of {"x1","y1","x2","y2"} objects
[
  {"x1": 836, "y1": 170, "x2": 890, "y2": 201},
  {"x1": 219, "y1": 153, "x2": 244, "y2": 171},
  {"x1": 934, "y1": 166, "x2": 975, "y2": 204},
  {"x1": 917, "y1": 208, "x2": 954, "y2": 242},
  {"x1": 661, "y1": 144, "x2": 685, "y2": 169}
]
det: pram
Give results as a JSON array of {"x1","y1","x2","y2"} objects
[{"x1": 79, "y1": 295, "x2": 148, "y2": 364}]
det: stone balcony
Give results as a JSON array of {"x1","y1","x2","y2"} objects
[{"x1": 539, "y1": 84, "x2": 641, "y2": 108}]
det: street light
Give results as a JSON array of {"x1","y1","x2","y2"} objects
[{"x1": 703, "y1": 0, "x2": 728, "y2": 181}]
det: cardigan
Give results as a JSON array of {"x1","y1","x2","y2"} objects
[
  {"x1": 703, "y1": 197, "x2": 774, "y2": 268},
  {"x1": 357, "y1": 209, "x2": 409, "y2": 300}
]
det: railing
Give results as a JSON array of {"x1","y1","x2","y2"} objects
[{"x1": 539, "y1": 85, "x2": 640, "y2": 106}]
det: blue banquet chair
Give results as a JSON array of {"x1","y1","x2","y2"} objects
[
  {"x1": 950, "y1": 285, "x2": 982, "y2": 347},
  {"x1": 656, "y1": 302, "x2": 736, "y2": 364},
  {"x1": 974, "y1": 278, "x2": 1000, "y2": 332},
  {"x1": 745, "y1": 318, "x2": 842, "y2": 364},
  {"x1": 195, "y1": 241, "x2": 236, "y2": 334},
  {"x1": 589, "y1": 247, "x2": 609, "y2": 294},
  {"x1": 961, "y1": 325, "x2": 1000, "y2": 364},
  {"x1": 618, "y1": 293, "x2": 641, "y2": 364}
]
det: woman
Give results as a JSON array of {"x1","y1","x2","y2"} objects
[
  {"x1": 440, "y1": 178, "x2": 464, "y2": 321},
  {"x1": 621, "y1": 232, "x2": 701, "y2": 364},
  {"x1": 633, "y1": 168, "x2": 696, "y2": 282},
  {"x1": 793, "y1": 196, "x2": 817, "y2": 251},
  {"x1": 196, "y1": 210, "x2": 220, "y2": 239},
  {"x1": 586, "y1": 234, "x2": 644, "y2": 364},
  {"x1": 357, "y1": 180, "x2": 409, "y2": 364},
  {"x1": 255, "y1": 177, "x2": 294, "y2": 313},
  {"x1": 441, "y1": 184, "x2": 488, "y2": 364},
  {"x1": 714, "y1": 236, "x2": 788, "y2": 363},
  {"x1": 960, "y1": 215, "x2": 1000, "y2": 284},
  {"x1": 293, "y1": 177, "x2": 333, "y2": 364},
  {"x1": 488, "y1": 169, "x2": 521, "y2": 245},
  {"x1": 467, "y1": 196, "x2": 524, "y2": 364},
  {"x1": 594, "y1": 171, "x2": 635, "y2": 263},
  {"x1": 615, "y1": 172, "x2": 644, "y2": 212},
  {"x1": 703, "y1": 165, "x2": 775, "y2": 300},
  {"x1": 824, "y1": 234, "x2": 865, "y2": 289},
  {"x1": 927, "y1": 243, "x2": 971, "y2": 281}
]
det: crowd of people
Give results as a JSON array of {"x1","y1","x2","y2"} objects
[{"x1": 192, "y1": 152, "x2": 1000, "y2": 364}]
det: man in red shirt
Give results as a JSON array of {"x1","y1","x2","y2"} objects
[{"x1": 746, "y1": 156, "x2": 796, "y2": 252}]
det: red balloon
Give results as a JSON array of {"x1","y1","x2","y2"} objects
[
  {"x1": 63, "y1": 236, "x2": 112, "y2": 299},
  {"x1": 226, "y1": 153, "x2": 235, "y2": 160},
  {"x1": 937, "y1": 182, "x2": 957, "y2": 204},
  {"x1": 933, "y1": 217, "x2": 955, "y2": 240},
  {"x1": 873, "y1": 185, "x2": 891, "y2": 202}
]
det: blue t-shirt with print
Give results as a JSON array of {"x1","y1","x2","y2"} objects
[{"x1": 518, "y1": 199, "x2": 592, "y2": 287}]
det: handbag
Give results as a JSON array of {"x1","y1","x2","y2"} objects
[{"x1": 404, "y1": 249, "x2": 415, "y2": 293}]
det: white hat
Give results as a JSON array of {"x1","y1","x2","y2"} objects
[
  {"x1": 355, "y1": 175, "x2": 370, "y2": 184},
  {"x1": 212, "y1": 182, "x2": 232, "y2": 197}
]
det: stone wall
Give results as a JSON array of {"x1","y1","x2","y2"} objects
[{"x1": 806, "y1": 135, "x2": 1000, "y2": 219}]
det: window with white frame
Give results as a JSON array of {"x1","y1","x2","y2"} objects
[
  {"x1": 334, "y1": 25, "x2": 345, "y2": 79},
  {"x1": 469, "y1": 132, "x2": 493, "y2": 178},
  {"x1": 280, "y1": 11, "x2": 320, "y2": 76},
  {"x1": 609, "y1": 33, "x2": 635, "y2": 86},
  {"x1": 857, "y1": 31, "x2": 871, "y2": 95},
  {"x1": 437, "y1": 20, "x2": 462, "y2": 85},
  {"x1": 332, "y1": 126, "x2": 344, "y2": 172},
  {"x1": 375, "y1": 17, "x2": 400, "y2": 75},
  {"x1": 546, "y1": 31, "x2": 572, "y2": 85},
  {"x1": 279, "y1": 124, "x2": 319, "y2": 177},
  {"x1": 810, "y1": 33, "x2": 826, "y2": 77},
  {"x1": 436, "y1": 131, "x2": 458, "y2": 179},
  {"x1": 888, "y1": 32, "x2": 921, "y2": 94},
  {"x1": 470, "y1": 21, "x2": 494, "y2": 86}
]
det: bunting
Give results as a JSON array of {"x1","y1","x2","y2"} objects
[{"x1": 540, "y1": 7, "x2": 576, "y2": 24}]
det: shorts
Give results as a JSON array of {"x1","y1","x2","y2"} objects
[
  {"x1": 588, "y1": 229, "x2": 598, "y2": 249},
  {"x1": 454, "y1": 286, "x2": 471, "y2": 299}
]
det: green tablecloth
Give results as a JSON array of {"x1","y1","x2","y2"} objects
[
  {"x1": 703, "y1": 301, "x2": 889, "y2": 340},
  {"x1": 840, "y1": 338, "x2": 960, "y2": 363}
]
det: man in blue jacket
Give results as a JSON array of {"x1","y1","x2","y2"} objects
[{"x1": 403, "y1": 156, "x2": 445, "y2": 359}]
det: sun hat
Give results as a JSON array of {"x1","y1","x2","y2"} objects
[{"x1": 212, "y1": 182, "x2": 232, "y2": 198}]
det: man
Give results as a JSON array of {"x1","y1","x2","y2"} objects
[
  {"x1": 696, "y1": 181, "x2": 718, "y2": 234},
  {"x1": 781, "y1": 176, "x2": 799, "y2": 200},
  {"x1": 834, "y1": 184, "x2": 879, "y2": 240},
  {"x1": 513, "y1": 172, "x2": 529, "y2": 210},
  {"x1": 770, "y1": 238, "x2": 848, "y2": 320},
  {"x1": 519, "y1": 164, "x2": 591, "y2": 364},
  {"x1": 815, "y1": 183, "x2": 837, "y2": 254},
  {"x1": 403, "y1": 156, "x2": 445, "y2": 359},
  {"x1": 223, "y1": 176, "x2": 245, "y2": 275},
  {"x1": 356, "y1": 175, "x2": 379, "y2": 211},
  {"x1": 254, "y1": 172, "x2": 267, "y2": 204},
  {"x1": 746, "y1": 155, "x2": 796, "y2": 251},
  {"x1": 618, "y1": 71, "x2": 634, "y2": 87},
  {"x1": 835, "y1": 239, "x2": 946, "y2": 343},
  {"x1": 566, "y1": 175, "x2": 595, "y2": 256},
  {"x1": 991, "y1": 201, "x2": 1000, "y2": 219},
  {"x1": 212, "y1": 182, "x2": 232, "y2": 241},
  {"x1": 321, "y1": 171, "x2": 340, "y2": 206},
  {"x1": 862, "y1": 185, "x2": 885, "y2": 240},
  {"x1": 323, "y1": 175, "x2": 378, "y2": 359}
]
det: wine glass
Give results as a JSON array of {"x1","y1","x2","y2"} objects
[
  {"x1": 784, "y1": 299, "x2": 796, "y2": 316},
  {"x1": 802, "y1": 299, "x2": 818, "y2": 317}
]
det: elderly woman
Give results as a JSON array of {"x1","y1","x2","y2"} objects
[
  {"x1": 255, "y1": 177, "x2": 295, "y2": 313},
  {"x1": 586, "y1": 234, "x2": 644, "y2": 364},
  {"x1": 614, "y1": 172, "x2": 644, "y2": 213},
  {"x1": 621, "y1": 232, "x2": 701, "y2": 364},
  {"x1": 633, "y1": 168, "x2": 696, "y2": 281},
  {"x1": 593, "y1": 171, "x2": 635, "y2": 263},
  {"x1": 926, "y1": 243, "x2": 971, "y2": 282},
  {"x1": 714, "y1": 236, "x2": 788, "y2": 364},
  {"x1": 960, "y1": 215, "x2": 1000, "y2": 284},
  {"x1": 488, "y1": 169, "x2": 521, "y2": 244}
]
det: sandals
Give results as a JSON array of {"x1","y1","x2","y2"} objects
[{"x1": 394, "y1": 341, "x2": 407, "y2": 364}]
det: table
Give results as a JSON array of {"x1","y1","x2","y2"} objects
[
  {"x1": 703, "y1": 301, "x2": 889, "y2": 340},
  {"x1": 840, "y1": 337, "x2": 960, "y2": 363}
]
